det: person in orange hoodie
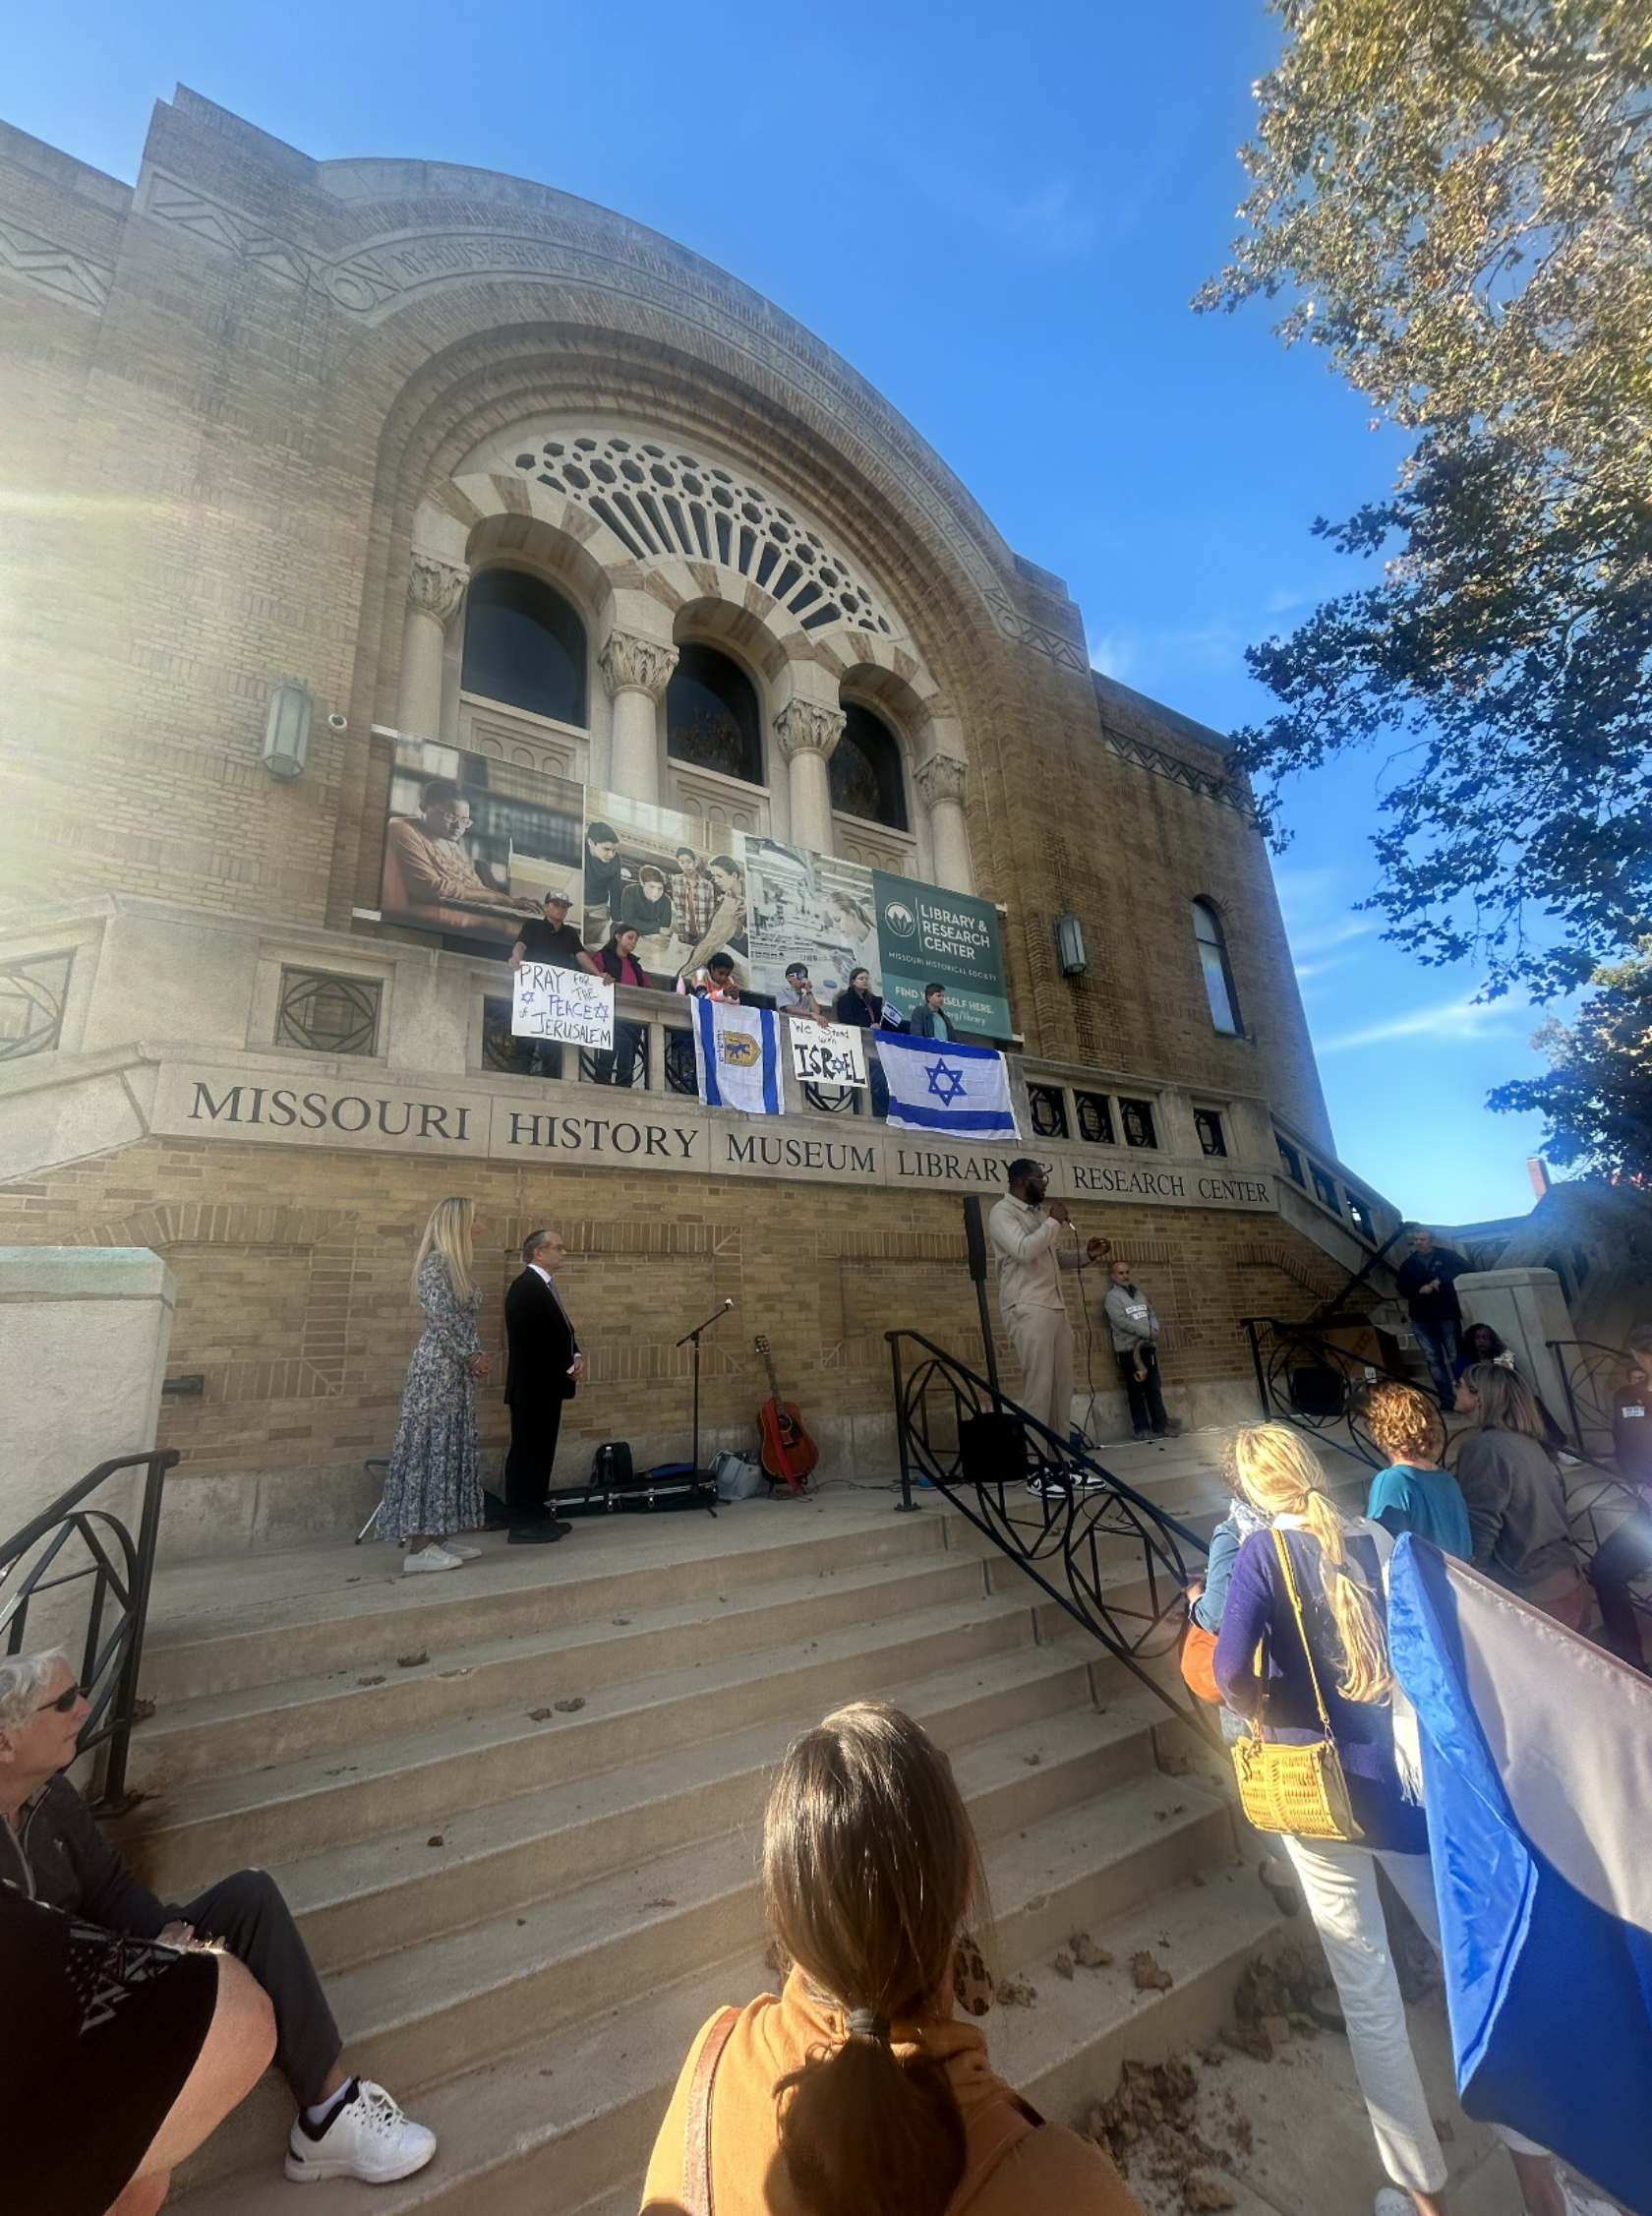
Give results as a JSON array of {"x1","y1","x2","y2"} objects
[{"x1": 641, "y1": 1701, "x2": 1143, "y2": 2216}]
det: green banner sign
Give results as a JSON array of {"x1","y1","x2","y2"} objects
[{"x1": 873, "y1": 870, "x2": 1012, "y2": 1039}]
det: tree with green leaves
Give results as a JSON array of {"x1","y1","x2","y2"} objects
[
  {"x1": 1490, "y1": 946, "x2": 1652, "y2": 1176},
  {"x1": 1201, "y1": 0, "x2": 1652, "y2": 1002}
]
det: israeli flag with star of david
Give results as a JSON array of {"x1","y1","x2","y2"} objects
[
  {"x1": 876, "y1": 1031, "x2": 1019, "y2": 1139},
  {"x1": 692, "y1": 996, "x2": 784, "y2": 1116}
]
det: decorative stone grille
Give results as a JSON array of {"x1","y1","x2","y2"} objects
[
  {"x1": 1075, "y1": 1091, "x2": 1116, "y2": 1145},
  {"x1": 1026, "y1": 1083, "x2": 1068, "y2": 1141},
  {"x1": 1119, "y1": 1097, "x2": 1158, "y2": 1150},
  {"x1": 0, "y1": 951, "x2": 72, "y2": 1062},
  {"x1": 1194, "y1": 1108, "x2": 1226, "y2": 1158},
  {"x1": 276, "y1": 970, "x2": 382, "y2": 1057},
  {"x1": 509, "y1": 432, "x2": 893, "y2": 639}
]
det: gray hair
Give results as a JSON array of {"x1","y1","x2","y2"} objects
[{"x1": 0, "y1": 1649, "x2": 70, "y2": 1730}]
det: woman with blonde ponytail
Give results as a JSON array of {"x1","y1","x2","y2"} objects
[
  {"x1": 375, "y1": 1197, "x2": 492, "y2": 1575},
  {"x1": 642, "y1": 1703, "x2": 1141, "y2": 2216}
]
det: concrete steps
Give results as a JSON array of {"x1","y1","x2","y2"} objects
[{"x1": 138, "y1": 1469, "x2": 1296, "y2": 2213}]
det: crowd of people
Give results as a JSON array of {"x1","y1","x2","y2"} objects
[{"x1": 507, "y1": 878, "x2": 958, "y2": 1098}]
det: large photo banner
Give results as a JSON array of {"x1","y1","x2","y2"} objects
[
  {"x1": 580, "y1": 788, "x2": 747, "y2": 988},
  {"x1": 380, "y1": 739, "x2": 583, "y2": 946},
  {"x1": 872, "y1": 871, "x2": 1012, "y2": 1038},
  {"x1": 745, "y1": 839, "x2": 880, "y2": 1008}
]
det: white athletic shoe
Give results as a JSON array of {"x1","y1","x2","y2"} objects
[
  {"x1": 403, "y1": 1543, "x2": 461, "y2": 1575},
  {"x1": 284, "y1": 2078, "x2": 437, "y2": 2185},
  {"x1": 1025, "y1": 1473, "x2": 1071, "y2": 1499},
  {"x1": 442, "y1": 1540, "x2": 482, "y2": 1561}
]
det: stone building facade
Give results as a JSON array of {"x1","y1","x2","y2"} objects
[{"x1": 0, "y1": 90, "x2": 1395, "y2": 1551}]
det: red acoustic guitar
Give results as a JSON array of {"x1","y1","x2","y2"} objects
[{"x1": 754, "y1": 1335, "x2": 819, "y2": 1495}]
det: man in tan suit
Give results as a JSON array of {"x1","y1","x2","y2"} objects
[{"x1": 988, "y1": 1159, "x2": 1108, "y2": 1457}]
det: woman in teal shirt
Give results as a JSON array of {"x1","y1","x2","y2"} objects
[{"x1": 1359, "y1": 1380, "x2": 1472, "y2": 1558}]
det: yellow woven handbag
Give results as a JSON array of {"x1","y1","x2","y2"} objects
[{"x1": 1230, "y1": 1527, "x2": 1364, "y2": 1842}]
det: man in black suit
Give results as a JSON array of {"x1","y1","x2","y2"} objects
[{"x1": 502, "y1": 1228, "x2": 584, "y2": 1544}]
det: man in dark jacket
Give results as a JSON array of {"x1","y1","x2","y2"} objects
[
  {"x1": 0, "y1": 1649, "x2": 434, "y2": 2186},
  {"x1": 1394, "y1": 1225, "x2": 1473, "y2": 1411},
  {"x1": 503, "y1": 1227, "x2": 584, "y2": 1542}
]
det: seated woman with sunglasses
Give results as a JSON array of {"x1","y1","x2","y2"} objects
[{"x1": 0, "y1": 1648, "x2": 436, "y2": 2191}]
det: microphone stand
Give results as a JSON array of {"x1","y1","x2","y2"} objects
[{"x1": 677, "y1": 1299, "x2": 733, "y2": 1482}]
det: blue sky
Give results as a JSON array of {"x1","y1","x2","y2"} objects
[{"x1": 3, "y1": 0, "x2": 1558, "y2": 1225}]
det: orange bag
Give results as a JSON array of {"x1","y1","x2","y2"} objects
[{"x1": 1179, "y1": 1622, "x2": 1219, "y2": 1704}]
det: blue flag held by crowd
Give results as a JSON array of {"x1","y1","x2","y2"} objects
[
  {"x1": 691, "y1": 997, "x2": 784, "y2": 1117},
  {"x1": 1387, "y1": 1536, "x2": 1652, "y2": 2214},
  {"x1": 875, "y1": 1032, "x2": 1019, "y2": 1140}
]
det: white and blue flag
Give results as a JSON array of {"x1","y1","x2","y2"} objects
[
  {"x1": 1387, "y1": 1535, "x2": 1652, "y2": 2213},
  {"x1": 692, "y1": 997, "x2": 784, "y2": 1117},
  {"x1": 876, "y1": 1031, "x2": 1018, "y2": 1140}
]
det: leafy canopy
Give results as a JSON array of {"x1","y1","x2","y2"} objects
[
  {"x1": 1201, "y1": 0, "x2": 1652, "y2": 999},
  {"x1": 1489, "y1": 945, "x2": 1652, "y2": 1175}
]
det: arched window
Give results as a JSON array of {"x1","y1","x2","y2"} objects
[
  {"x1": 1193, "y1": 899, "x2": 1242, "y2": 1036},
  {"x1": 667, "y1": 644, "x2": 762, "y2": 786},
  {"x1": 830, "y1": 702, "x2": 909, "y2": 830},
  {"x1": 461, "y1": 569, "x2": 588, "y2": 727}
]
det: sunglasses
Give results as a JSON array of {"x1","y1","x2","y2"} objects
[{"x1": 34, "y1": 1683, "x2": 88, "y2": 1716}]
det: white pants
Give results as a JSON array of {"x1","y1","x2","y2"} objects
[
  {"x1": 1284, "y1": 1836, "x2": 1547, "y2": 2192},
  {"x1": 1001, "y1": 1302, "x2": 1073, "y2": 1443}
]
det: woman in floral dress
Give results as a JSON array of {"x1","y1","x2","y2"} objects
[{"x1": 378, "y1": 1196, "x2": 491, "y2": 1574}]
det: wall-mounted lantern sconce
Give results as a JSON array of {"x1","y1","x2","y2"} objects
[
  {"x1": 1054, "y1": 910, "x2": 1089, "y2": 977},
  {"x1": 262, "y1": 677, "x2": 314, "y2": 781}
]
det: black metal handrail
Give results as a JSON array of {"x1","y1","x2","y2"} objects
[
  {"x1": 885, "y1": 1330, "x2": 1213, "y2": 1741},
  {"x1": 1240, "y1": 1314, "x2": 1412, "y2": 1469},
  {"x1": 0, "y1": 1450, "x2": 177, "y2": 1813},
  {"x1": 1545, "y1": 1338, "x2": 1629, "y2": 1460},
  {"x1": 1318, "y1": 1220, "x2": 1410, "y2": 1319}
]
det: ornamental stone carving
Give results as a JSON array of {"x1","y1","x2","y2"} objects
[
  {"x1": 598, "y1": 630, "x2": 678, "y2": 702},
  {"x1": 772, "y1": 700, "x2": 845, "y2": 762},
  {"x1": 914, "y1": 752, "x2": 969, "y2": 809},
  {"x1": 406, "y1": 554, "x2": 469, "y2": 625}
]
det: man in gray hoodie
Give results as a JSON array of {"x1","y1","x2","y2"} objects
[{"x1": 1103, "y1": 1257, "x2": 1180, "y2": 1441}]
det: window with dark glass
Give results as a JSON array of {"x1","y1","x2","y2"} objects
[
  {"x1": 829, "y1": 702, "x2": 908, "y2": 830},
  {"x1": 1275, "y1": 1132, "x2": 1305, "y2": 1184},
  {"x1": 1194, "y1": 1108, "x2": 1226, "y2": 1157},
  {"x1": 1310, "y1": 1163, "x2": 1342, "y2": 1213},
  {"x1": 666, "y1": 644, "x2": 763, "y2": 785},
  {"x1": 1026, "y1": 1084, "x2": 1068, "y2": 1140},
  {"x1": 1346, "y1": 1189, "x2": 1376, "y2": 1239},
  {"x1": 460, "y1": 569, "x2": 588, "y2": 727},
  {"x1": 1076, "y1": 1091, "x2": 1116, "y2": 1145},
  {"x1": 1192, "y1": 899, "x2": 1242, "y2": 1036},
  {"x1": 1120, "y1": 1098, "x2": 1157, "y2": 1149}
]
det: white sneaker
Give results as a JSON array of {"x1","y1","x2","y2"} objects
[
  {"x1": 442, "y1": 1540, "x2": 482, "y2": 1561},
  {"x1": 285, "y1": 2078, "x2": 436, "y2": 2184},
  {"x1": 403, "y1": 1544, "x2": 461, "y2": 1575},
  {"x1": 1026, "y1": 1473, "x2": 1071, "y2": 1499}
]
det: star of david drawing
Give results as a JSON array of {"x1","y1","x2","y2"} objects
[{"x1": 924, "y1": 1058, "x2": 966, "y2": 1105}]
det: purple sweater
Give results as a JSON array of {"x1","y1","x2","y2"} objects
[{"x1": 1213, "y1": 1524, "x2": 1426, "y2": 1854}]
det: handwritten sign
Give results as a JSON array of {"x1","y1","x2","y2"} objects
[
  {"x1": 512, "y1": 963, "x2": 614, "y2": 1048},
  {"x1": 787, "y1": 1018, "x2": 868, "y2": 1089}
]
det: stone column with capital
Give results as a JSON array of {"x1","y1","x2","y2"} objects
[
  {"x1": 915, "y1": 751, "x2": 974, "y2": 893},
  {"x1": 599, "y1": 629, "x2": 678, "y2": 805},
  {"x1": 395, "y1": 554, "x2": 468, "y2": 739},
  {"x1": 774, "y1": 699, "x2": 845, "y2": 856}
]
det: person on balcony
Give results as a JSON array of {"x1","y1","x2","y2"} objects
[
  {"x1": 907, "y1": 983, "x2": 954, "y2": 1040},
  {"x1": 1102, "y1": 1258, "x2": 1180, "y2": 1443},
  {"x1": 588, "y1": 925, "x2": 651, "y2": 1086},
  {"x1": 1394, "y1": 1227, "x2": 1473, "y2": 1412},
  {"x1": 0, "y1": 1650, "x2": 435, "y2": 2189}
]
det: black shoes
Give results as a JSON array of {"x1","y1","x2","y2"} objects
[{"x1": 507, "y1": 1519, "x2": 571, "y2": 1544}]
